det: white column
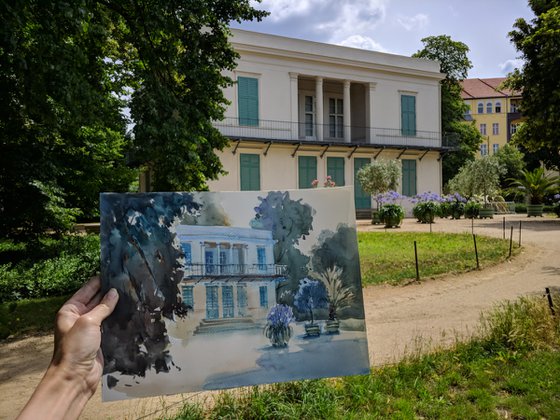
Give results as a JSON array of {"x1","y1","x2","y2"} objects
[
  {"x1": 343, "y1": 80, "x2": 351, "y2": 142},
  {"x1": 366, "y1": 82, "x2": 377, "y2": 143},
  {"x1": 289, "y1": 72, "x2": 299, "y2": 140},
  {"x1": 315, "y1": 77, "x2": 324, "y2": 141}
]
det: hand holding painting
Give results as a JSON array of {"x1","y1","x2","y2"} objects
[{"x1": 17, "y1": 277, "x2": 119, "y2": 420}]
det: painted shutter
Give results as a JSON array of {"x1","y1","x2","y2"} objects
[
  {"x1": 327, "y1": 157, "x2": 345, "y2": 186},
  {"x1": 298, "y1": 156, "x2": 317, "y2": 189},
  {"x1": 401, "y1": 95, "x2": 416, "y2": 136},
  {"x1": 238, "y1": 77, "x2": 259, "y2": 126},
  {"x1": 354, "y1": 158, "x2": 371, "y2": 209},
  {"x1": 240, "y1": 153, "x2": 260, "y2": 191},
  {"x1": 402, "y1": 159, "x2": 417, "y2": 196}
]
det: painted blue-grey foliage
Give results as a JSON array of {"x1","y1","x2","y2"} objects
[
  {"x1": 293, "y1": 278, "x2": 328, "y2": 324},
  {"x1": 251, "y1": 191, "x2": 314, "y2": 300},
  {"x1": 100, "y1": 193, "x2": 200, "y2": 381}
]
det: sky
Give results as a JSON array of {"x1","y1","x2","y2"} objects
[{"x1": 233, "y1": 0, "x2": 535, "y2": 79}]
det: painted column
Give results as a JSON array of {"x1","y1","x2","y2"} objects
[
  {"x1": 366, "y1": 82, "x2": 377, "y2": 143},
  {"x1": 217, "y1": 243, "x2": 221, "y2": 274},
  {"x1": 315, "y1": 77, "x2": 324, "y2": 141},
  {"x1": 289, "y1": 72, "x2": 299, "y2": 140},
  {"x1": 344, "y1": 80, "x2": 351, "y2": 143}
]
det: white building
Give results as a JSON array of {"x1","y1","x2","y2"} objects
[{"x1": 208, "y1": 29, "x2": 449, "y2": 215}]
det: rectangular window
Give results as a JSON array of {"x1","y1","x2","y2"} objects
[
  {"x1": 328, "y1": 98, "x2": 344, "y2": 138},
  {"x1": 493, "y1": 144, "x2": 499, "y2": 154},
  {"x1": 298, "y1": 156, "x2": 317, "y2": 189},
  {"x1": 181, "y1": 243, "x2": 192, "y2": 265},
  {"x1": 205, "y1": 285, "x2": 219, "y2": 319},
  {"x1": 495, "y1": 102, "x2": 502, "y2": 113},
  {"x1": 401, "y1": 95, "x2": 416, "y2": 136},
  {"x1": 480, "y1": 123, "x2": 487, "y2": 135},
  {"x1": 182, "y1": 286, "x2": 194, "y2": 309},
  {"x1": 259, "y1": 285, "x2": 268, "y2": 308},
  {"x1": 257, "y1": 247, "x2": 266, "y2": 271},
  {"x1": 305, "y1": 95, "x2": 314, "y2": 137},
  {"x1": 240, "y1": 153, "x2": 260, "y2": 191},
  {"x1": 492, "y1": 123, "x2": 499, "y2": 135},
  {"x1": 222, "y1": 286, "x2": 234, "y2": 318},
  {"x1": 478, "y1": 102, "x2": 484, "y2": 114},
  {"x1": 486, "y1": 102, "x2": 493, "y2": 114},
  {"x1": 205, "y1": 250, "x2": 215, "y2": 274},
  {"x1": 237, "y1": 285, "x2": 247, "y2": 317},
  {"x1": 401, "y1": 159, "x2": 417, "y2": 196},
  {"x1": 219, "y1": 250, "x2": 227, "y2": 274},
  {"x1": 237, "y1": 76, "x2": 259, "y2": 126},
  {"x1": 327, "y1": 157, "x2": 345, "y2": 186},
  {"x1": 480, "y1": 144, "x2": 488, "y2": 156},
  {"x1": 510, "y1": 123, "x2": 518, "y2": 134}
]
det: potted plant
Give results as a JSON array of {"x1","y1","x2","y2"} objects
[
  {"x1": 464, "y1": 201, "x2": 481, "y2": 219},
  {"x1": 377, "y1": 190, "x2": 405, "y2": 228},
  {"x1": 293, "y1": 278, "x2": 328, "y2": 336},
  {"x1": 508, "y1": 168, "x2": 558, "y2": 217},
  {"x1": 264, "y1": 304, "x2": 295, "y2": 347},
  {"x1": 315, "y1": 266, "x2": 354, "y2": 334},
  {"x1": 357, "y1": 159, "x2": 401, "y2": 224},
  {"x1": 412, "y1": 192, "x2": 442, "y2": 223}
]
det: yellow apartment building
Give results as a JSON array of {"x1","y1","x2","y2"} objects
[{"x1": 461, "y1": 77, "x2": 523, "y2": 157}]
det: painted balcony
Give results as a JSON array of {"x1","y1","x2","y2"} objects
[
  {"x1": 214, "y1": 117, "x2": 457, "y2": 150},
  {"x1": 184, "y1": 263, "x2": 287, "y2": 277}
]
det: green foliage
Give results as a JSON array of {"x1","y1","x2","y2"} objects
[
  {"x1": 413, "y1": 201, "x2": 440, "y2": 223},
  {"x1": 0, "y1": 235, "x2": 99, "y2": 303},
  {"x1": 507, "y1": 167, "x2": 558, "y2": 204},
  {"x1": 447, "y1": 156, "x2": 505, "y2": 202},
  {"x1": 413, "y1": 35, "x2": 483, "y2": 184},
  {"x1": 356, "y1": 159, "x2": 401, "y2": 207},
  {"x1": 505, "y1": 2, "x2": 560, "y2": 170},
  {"x1": 464, "y1": 201, "x2": 481, "y2": 218},
  {"x1": 495, "y1": 144, "x2": 527, "y2": 191}
]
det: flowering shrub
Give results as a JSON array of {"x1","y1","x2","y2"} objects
[
  {"x1": 412, "y1": 191, "x2": 442, "y2": 223},
  {"x1": 443, "y1": 192, "x2": 467, "y2": 219},
  {"x1": 377, "y1": 190, "x2": 405, "y2": 227},
  {"x1": 264, "y1": 304, "x2": 295, "y2": 347},
  {"x1": 311, "y1": 176, "x2": 336, "y2": 188}
]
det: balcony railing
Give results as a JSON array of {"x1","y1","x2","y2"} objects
[
  {"x1": 213, "y1": 117, "x2": 456, "y2": 149},
  {"x1": 183, "y1": 263, "x2": 287, "y2": 277}
]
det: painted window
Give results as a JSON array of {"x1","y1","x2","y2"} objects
[
  {"x1": 205, "y1": 285, "x2": 219, "y2": 319},
  {"x1": 493, "y1": 144, "x2": 500, "y2": 154},
  {"x1": 240, "y1": 153, "x2": 260, "y2": 191},
  {"x1": 478, "y1": 102, "x2": 484, "y2": 114},
  {"x1": 354, "y1": 158, "x2": 371, "y2": 210},
  {"x1": 219, "y1": 250, "x2": 227, "y2": 274},
  {"x1": 257, "y1": 247, "x2": 266, "y2": 271},
  {"x1": 328, "y1": 98, "x2": 344, "y2": 138},
  {"x1": 182, "y1": 286, "x2": 194, "y2": 309},
  {"x1": 486, "y1": 102, "x2": 493, "y2": 114},
  {"x1": 237, "y1": 76, "x2": 259, "y2": 126},
  {"x1": 401, "y1": 95, "x2": 416, "y2": 136},
  {"x1": 205, "y1": 250, "x2": 215, "y2": 274},
  {"x1": 237, "y1": 285, "x2": 248, "y2": 317},
  {"x1": 181, "y1": 243, "x2": 192, "y2": 265},
  {"x1": 222, "y1": 286, "x2": 234, "y2": 318},
  {"x1": 298, "y1": 156, "x2": 317, "y2": 189},
  {"x1": 495, "y1": 102, "x2": 501, "y2": 113},
  {"x1": 480, "y1": 123, "x2": 487, "y2": 135},
  {"x1": 492, "y1": 123, "x2": 499, "y2": 135},
  {"x1": 327, "y1": 157, "x2": 345, "y2": 186},
  {"x1": 259, "y1": 285, "x2": 268, "y2": 308},
  {"x1": 401, "y1": 159, "x2": 417, "y2": 196},
  {"x1": 305, "y1": 95, "x2": 314, "y2": 137},
  {"x1": 480, "y1": 144, "x2": 488, "y2": 156}
]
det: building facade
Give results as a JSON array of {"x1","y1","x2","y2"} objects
[{"x1": 461, "y1": 77, "x2": 523, "y2": 157}]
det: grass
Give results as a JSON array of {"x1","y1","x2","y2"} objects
[
  {"x1": 358, "y1": 232, "x2": 519, "y2": 285},
  {"x1": 168, "y1": 295, "x2": 560, "y2": 419}
]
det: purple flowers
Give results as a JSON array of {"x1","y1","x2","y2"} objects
[
  {"x1": 412, "y1": 191, "x2": 443, "y2": 204},
  {"x1": 266, "y1": 304, "x2": 295, "y2": 328},
  {"x1": 377, "y1": 190, "x2": 404, "y2": 205}
]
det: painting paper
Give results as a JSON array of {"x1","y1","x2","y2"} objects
[{"x1": 100, "y1": 187, "x2": 370, "y2": 401}]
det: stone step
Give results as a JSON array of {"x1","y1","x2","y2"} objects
[{"x1": 194, "y1": 317, "x2": 261, "y2": 334}]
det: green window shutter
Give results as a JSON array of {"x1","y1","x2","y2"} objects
[
  {"x1": 238, "y1": 77, "x2": 259, "y2": 126},
  {"x1": 401, "y1": 95, "x2": 416, "y2": 136},
  {"x1": 298, "y1": 156, "x2": 317, "y2": 189},
  {"x1": 354, "y1": 158, "x2": 371, "y2": 209},
  {"x1": 327, "y1": 157, "x2": 345, "y2": 186},
  {"x1": 240, "y1": 153, "x2": 260, "y2": 191},
  {"x1": 401, "y1": 159, "x2": 417, "y2": 196}
]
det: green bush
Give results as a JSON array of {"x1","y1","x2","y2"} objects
[
  {"x1": 515, "y1": 203, "x2": 527, "y2": 213},
  {"x1": 464, "y1": 201, "x2": 481, "y2": 218},
  {"x1": 0, "y1": 235, "x2": 99, "y2": 302}
]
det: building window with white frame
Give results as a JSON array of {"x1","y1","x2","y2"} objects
[
  {"x1": 492, "y1": 123, "x2": 499, "y2": 135},
  {"x1": 495, "y1": 101, "x2": 501, "y2": 113},
  {"x1": 480, "y1": 123, "x2": 487, "y2": 135},
  {"x1": 492, "y1": 143, "x2": 499, "y2": 154},
  {"x1": 480, "y1": 143, "x2": 488, "y2": 156},
  {"x1": 486, "y1": 102, "x2": 493, "y2": 114},
  {"x1": 510, "y1": 123, "x2": 519, "y2": 134},
  {"x1": 328, "y1": 98, "x2": 343, "y2": 138},
  {"x1": 304, "y1": 95, "x2": 314, "y2": 137},
  {"x1": 478, "y1": 102, "x2": 484, "y2": 114}
]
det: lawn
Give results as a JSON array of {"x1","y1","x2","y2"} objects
[{"x1": 358, "y1": 231, "x2": 518, "y2": 285}]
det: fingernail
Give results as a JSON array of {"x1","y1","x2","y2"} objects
[{"x1": 107, "y1": 288, "x2": 119, "y2": 300}]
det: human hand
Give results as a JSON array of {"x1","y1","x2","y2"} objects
[{"x1": 18, "y1": 277, "x2": 119, "y2": 420}]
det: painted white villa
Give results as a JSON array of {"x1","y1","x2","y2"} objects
[
  {"x1": 172, "y1": 225, "x2": 285, "y2": 336},
  {"x1": 207, "y1": 29, "x2": 450, "y2": 214}
]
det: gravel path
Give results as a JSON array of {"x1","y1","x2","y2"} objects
[{"x1": 1, "y1": 214, "x2": 558, "y2": 419}]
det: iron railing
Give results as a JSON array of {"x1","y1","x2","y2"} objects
[{"x1": 183, "y1": 263, "x2": 287, "y2": 277}]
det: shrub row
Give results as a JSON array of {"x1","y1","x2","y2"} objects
[{"x1": 0, "y1": 235, "x2": 100, "y2": 303}]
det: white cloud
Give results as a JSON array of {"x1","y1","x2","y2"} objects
[
  {"x1": 396, "y1": 13, "x2": 429, "y2": 31},
  {"x1": 252, "y1": 0, "x2": 316, "y2": 21},
  {"x1": 499, "y1": 58, "x2": 524, "y2": 74},
  {"x1": 337, "y1": 35, "x2": 387, "y2": 52}
]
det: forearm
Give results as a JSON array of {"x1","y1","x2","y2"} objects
[{"x1": 17, "y1": 364, "x2": 94, "y2": 420}]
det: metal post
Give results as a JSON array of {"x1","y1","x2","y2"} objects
[
  {"x1": 519, "y1": 221, "x2": 522, "y2": 246},
  {"x1": 473, "y1": 234, "x2": 479, "y2": 269},
  {"x1": 414, "y1": 241, "x2": 420, "y2": 281},
  {"x1": 471, "y1": 216, "x2": 474, "y2": 234},
  {"x1": 545, "y1": 287, "x2": 556, "y2": 316},
  {"x1": 509, "y1": 226, "x2": 514, "y2": 258},
  {"x1": 503, "y1": 216, "x2": 506, "y2": 240}
]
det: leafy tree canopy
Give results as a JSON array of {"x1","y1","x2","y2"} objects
[
  {"x1": 494, "y1": 144, "x2": 526, "y2": 190},
  {"x1": 505, "y1": 1, "x2": 560, "y2": 169},
  {"x1": 447, "y1": 156, "x2": 505, "y2": 202}
]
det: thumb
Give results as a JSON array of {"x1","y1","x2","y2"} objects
[{"x1": 86, "y1": 288, "x2": 119, "y2": 325}]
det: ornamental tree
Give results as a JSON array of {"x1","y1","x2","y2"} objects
[{"x1": 356, "y1": 159, "x2": 401, "y2": 208}]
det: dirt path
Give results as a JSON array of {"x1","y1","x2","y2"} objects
[{"x1": 1, "y1": 215, "x2": 559, "y2": 419}]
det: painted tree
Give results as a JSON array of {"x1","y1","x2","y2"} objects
[
  {"x1": 293, "y1": 278, "x2": 328, "y2": 324},
  {"x1": 100, "y1": 193, "x2": 200, "y2": 382},
  {"x1": 504, "y1": 1, "x2": 560, "y2": 170},
  {"x1": 413, "y1": 35, "x2": 483, "y2": 184},
  {"x1": 251, "y1": 191, "x2": 314, "y2": 297}
]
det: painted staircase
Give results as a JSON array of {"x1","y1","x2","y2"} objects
[{"x1": 193, "y1": 317, "x2": 261, "y2": 334}]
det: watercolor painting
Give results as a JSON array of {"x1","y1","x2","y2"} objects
[{"x1": 100, "y1": 187, "x2": 370, "y2": 401}]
